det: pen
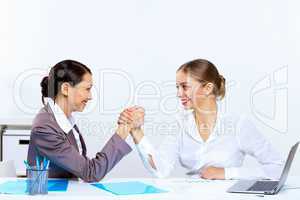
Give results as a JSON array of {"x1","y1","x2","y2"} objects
[
  {"x1": 186, "y1": 169, "x2": 200, "y2": 176},
  {"x1": 46, "y1": 160, "x2": 50, "y2": 169},
  {"x1": 44, "y1": 159, "x2": 50, "y2": 170},
  {"x1": 36, "y1": 156, "x2": 40, "y2": 170},
  {"x1": 43, "y1": 157, "x2": 47, "y2": 169},
  {"x1": 186, "y1": 166, "x2": 206, "y2": 176},
  {"x1": 24, "y1": 160, "x2": 31, "y2": 170}
]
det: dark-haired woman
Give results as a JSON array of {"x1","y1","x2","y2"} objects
[
  {"x1": 27, "y1": 60, "x2": 132, "y2": 182},
  {"x1": 119, "y1": 59, "x2": 284, "y2": 180}
]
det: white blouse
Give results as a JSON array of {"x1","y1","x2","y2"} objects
[{"x1": 136, "y1": 110, "x2": 284, "y2": 180}]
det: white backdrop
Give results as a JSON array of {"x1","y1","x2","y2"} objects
[{"x1": 0, "y1": 0, "x2": 298, "y2": 179}]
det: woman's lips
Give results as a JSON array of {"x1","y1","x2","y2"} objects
[{"x1": 181, "y1": 99, "x2": 190, "y2": 106}]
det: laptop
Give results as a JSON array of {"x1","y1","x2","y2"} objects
[{"x1": 227, "y1": 141, "x2": 299, "y2": 195}]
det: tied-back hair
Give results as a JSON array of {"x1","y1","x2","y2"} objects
[
  {"x1": 40, "y1": 60, "x2": 92, "y2": 104},
  {"x1": 177, "y1": 58, "x2": 226, "y2": 99}
]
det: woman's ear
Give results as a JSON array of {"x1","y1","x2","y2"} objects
[
  {"x1": 60, "y1": 82, "x2": 70, "y2": 97},
  {"x1": 204, "y1": 82, "x2": 214, "y2": 96}
]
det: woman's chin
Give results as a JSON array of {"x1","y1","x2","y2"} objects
[
  {"x1": 75, "y1": 105, "x2": 86, "y2": 112},
  {"x1": 182, "y1": 103, "x2": 193, "y2": 110}
]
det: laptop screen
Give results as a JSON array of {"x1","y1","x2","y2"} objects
[{"x1": 276, "y1": 142, "x2": 299, "y2": 191}]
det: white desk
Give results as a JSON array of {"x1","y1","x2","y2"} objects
[{"x1": 0, "y1": 177, "x2": 299, "y2": 200}]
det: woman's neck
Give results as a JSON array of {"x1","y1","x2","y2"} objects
[
  {"x1": 194, "y1": 99, "x2": 217, "y2": 141},
  {"x1": 54, "y1": 96, "x2": 72, "y2": 118},
  {"x1": 194, "y1": 98, "x2": 217, "y2": 117}
]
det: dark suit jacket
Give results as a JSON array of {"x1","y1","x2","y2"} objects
[{"x1": 27, "y1": 104, "x2": 132, "y2": 182}]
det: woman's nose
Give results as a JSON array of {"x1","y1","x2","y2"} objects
[
  {"x1": 177, "y1": 87, "x2": 183, "y2": 98},
  {"x1": 88, "y1": 92, "x2": 92, "y2": 100}
]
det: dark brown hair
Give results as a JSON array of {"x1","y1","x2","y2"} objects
[
  {"x1": 40, "y1": 59, "x2": 92, "y2": 104},
  {"x1": 177, "y1": 59, "x2": 225, "y2": 99}
]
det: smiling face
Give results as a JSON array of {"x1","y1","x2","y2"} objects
[
  {"x1": 176, "y1": 70, "x2": 214, "y2": 110},
  {"x1": 65, "y1": 73, "x2": 93, "y2": 112}
]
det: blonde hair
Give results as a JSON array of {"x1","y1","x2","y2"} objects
[{"x1": 177, "y1": 59, "x2": 226, "y2": 100}]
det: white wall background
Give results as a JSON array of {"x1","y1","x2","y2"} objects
[{"x1": 0, "y1": 0, "x2": 298, "y2": 179}]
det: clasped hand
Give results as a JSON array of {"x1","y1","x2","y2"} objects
[{"x1": 118, "y1": 106, "x2": 145, "y2": 130}]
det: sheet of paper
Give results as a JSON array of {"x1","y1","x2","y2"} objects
[
  {"x1": 92, "y1": 181, "x2": 168, "y2": 195},
  {"x1": 0, "y1": 179, "x2": 69, "y2": 194}
]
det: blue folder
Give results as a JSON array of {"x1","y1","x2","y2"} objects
[
  {"x1": 91, "y1": 181, "x2": 168, "y2": 195},
  {"x1": 48, "y1": 179, "x2": 69, "y2": 191},
  {"x1": 0, "y1": 179, "x2": 69, "y2": 195}
]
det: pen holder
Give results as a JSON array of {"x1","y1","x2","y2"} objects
[{"x1": 26, "y1": 167, "x2": 48, "y2": 195}]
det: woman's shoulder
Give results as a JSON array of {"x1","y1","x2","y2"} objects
[
  {"x1": 221, "y1": 113, "x2": 263, "y2": 144},
  {"x1": 31, "y1": 106, "x2": 59, "y2": 133},
  {"x1": 218, "y1": 112, "x2": 251, "y2": 125},
  {"x1": 216, "y1": 112, "x2": 255, "y2": 137}
]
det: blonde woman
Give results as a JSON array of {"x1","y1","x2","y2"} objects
[{"x1": 119, "y1": 59, "x2": 283, "y2": 180}]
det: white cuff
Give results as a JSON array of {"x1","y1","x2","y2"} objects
[
  {"x1": 136, "y1": 136, "x2": 155, "y2": 157},
  {"x1": 225, "y1": 167, "x2": 239, "y2": 180},
  {"x1": 135, "y1": 136, "x2": 163, "y2": 176}
]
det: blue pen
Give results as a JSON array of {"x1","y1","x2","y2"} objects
[
  {"x1": 36, "y1": 156, "x2": 40, "y2": 170},
  {"x1": 43, "y1": 157, "x2": 47, "y2": 169},
  {"x1": 44, "y1": 159, "x2": 50, "y2": 170},
  {"x1": 46, "y1": 160, "x2": 50, "y2": 169},
  {"x1": 24, "y1": 160, "x2": 31, "y2": 170}
]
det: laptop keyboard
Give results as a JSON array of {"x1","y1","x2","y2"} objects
[{"x1": 247, "y1": 181, "x2": 279, "y2": 191}]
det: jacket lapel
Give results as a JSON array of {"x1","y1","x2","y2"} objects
[{"x1": 44, "y1": 103, "x2": 80, "y2": 152}]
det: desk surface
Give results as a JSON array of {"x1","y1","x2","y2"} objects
[{"x1": 0, "y1": 177, "x2": 299, "y2": 200}]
